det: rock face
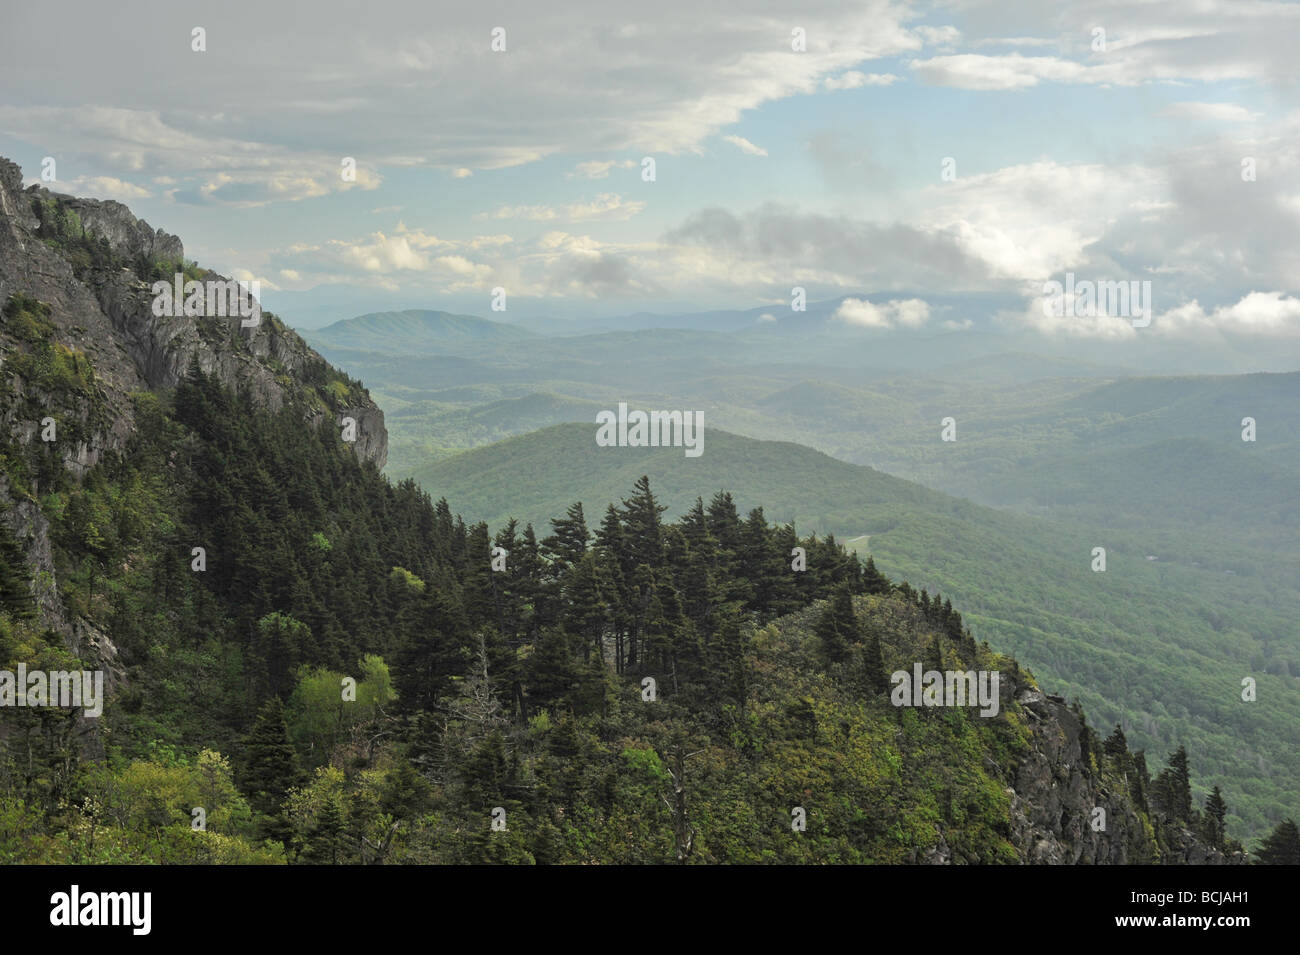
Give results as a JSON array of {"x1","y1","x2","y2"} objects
[
  {"x1": 1007, "y1": 686, "x2": 1241, "y2": 865},
  {"x1": 0, "y1": 156, "x2": 387, "y2": 692},
  {"x1": 1, "y1": 156, "x2": 387, "y2": 463}
]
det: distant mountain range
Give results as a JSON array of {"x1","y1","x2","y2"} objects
[{"x1": 308, "y1": 309, "x2": 536, "y2": 352}]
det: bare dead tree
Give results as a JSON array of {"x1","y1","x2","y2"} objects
[{"x1": 659, "y1": 746, "x2": 704, "y2": 864}]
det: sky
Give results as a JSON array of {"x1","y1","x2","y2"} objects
[{"x1": 1, "y1": 0, "x2": 1298, "y2": 337}]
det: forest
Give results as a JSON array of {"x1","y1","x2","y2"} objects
[{"x1": 3, "y1": 354, "x2": 1293, "y2": 863}]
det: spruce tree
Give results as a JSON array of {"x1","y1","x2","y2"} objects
[
  {"x1": 859, "y1": 621, "x2": 890, "y2": 697},
  {"x1": 1103, "y1": 724, "x2": 1129, "y2": 760},
  {"x1": 302, "y1": 794, "x2": 346, "y2": 865},
  {"x1": 815, "y1": 585, "x2": 856, "y2": 666},
  {"x1": 620, "y1": 475, "x2": 666, "y2": 570},
  {"x1": 542, "y1": 501, "x2": 589, "y2": 570},
  {"x1": 1168, "y1": 745, "x2": 1193, "y2": 821},
  {"x1": 925, "y1": 639, "x2": 946, "y2": 675},
  {"x1": 0, "y1": 520, "x2": 34, "y2": 618},
  {"x1": 1257, "y1": 818, "x2": 1300, "y2": 864},
  {"x1": 242, "y1": 697, "x2": 304, "y2": 845},
  {"x1": 862, "y1": 556, "x2": 891, "y2": 596},
  {"x1": 1204, "y1": 786, "x2": 1228, "y2": 848}
]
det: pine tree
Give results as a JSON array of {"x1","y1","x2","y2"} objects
[
  {"x1": 740, "y1": 507, "x2": 791, "y2": 622},
  {"x1": 1204, "y1": 786, "x2": 1228, "y2": 848},
  {"x1": 594, "y1": 504, "x2": 630, "y2": 671},
  {"x1": 815, "y1": 585, "x2": 856, "y2": 666},
  {"x1": 620, "y1": 475, "x2": 666, "y2": 571},
  {"x1": 516, "y1": 523, "x2": 545, "y2": 635},
  {"x1": 0, "y1": 520, "x2": 34, "y2": 618},
  {"x1": 1152, "y1": 745, "x2": 1193, "y2": 823},
  {"x1": 1257, "y1": 818, "x2": 1300, "y2": 864},
  {"x1": 924, "y1": 633, "x2": 943, "y2": 674},
  {"x1": 250, "y1": 611, "x2": 310, "y2": 701},
  {"x1": 1103, "y1": 724, "x2": 1129, "y2": 760},
  {"x1": 1168, "y1": 745, "x2": 1193, "y2": 821},
  {"x1": 302, "y1": 793, "x2": 346, "y2": 865},
  {"x1": 393, "y1": 587, "x2": 473, "y2": 715},
  {"x1": 862, "y1": 555, "x2": 891, "y2": 595},
  {"x1": 563, "y1": 551, "x2": 609, "y2": 666},
  {"x1": 542, "y1": 501, "x2": 588, "y2": 570},
  {"x1": 859, "y1": 620, "x2": 890, "y2": 696},
  {"x1": 1131, "y1": 750, "x2": 1150, "y2": 813},
  {"x1": 458, "y1": 521, "x2": 495, "y2": 629},
  {"x1": 941, "y1": 598, "x2": 964, "y2": 641},
  {"x1": 241, "y1": 697, "x2": 304, "y2": 845}
]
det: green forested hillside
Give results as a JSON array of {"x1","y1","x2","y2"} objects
[
  {"x1": 308, "y1": 317, "x2": 1298, "y2": 559},
  {"x1": 412, "y1": 423, "x2": 1300, "y2": 840},
  {"x1": 0, "y1": 343, "x2": 1253, "y2": 862}
]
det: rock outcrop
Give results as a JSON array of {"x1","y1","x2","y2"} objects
[
  {"x1": 0, "y1": 156, "x2": 387, "y2": 694},
  {"x1": 1007, "y1": 686, "x2": 1241, "y2": 865}
]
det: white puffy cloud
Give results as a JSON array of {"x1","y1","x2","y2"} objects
[
  {"x1": 823, "y1": 71, "x2": 899, "y2": 90},
  {"x1": 1157, "y1": 292, "x2": 1300, "y2": 337},
  {"x1": 833, "y1": 297, "x2": 931, "y2": 329},
  {"x1": 1161, "y1": 102, "x2": 1261, "y2": 123},
  {"x1": 910, "y1": 54, "x2": 1095, "y2": 90},
  {"x1": 917, "y1": 160, "x2": 1161, "y2": 281},
  {"x1": 722, "y1": 135, "x2": 768, "y2": 157}
]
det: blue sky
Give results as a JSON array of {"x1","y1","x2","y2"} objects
[{"x1": 1, "y1": 0, "x2": 1298, "y2": 335}]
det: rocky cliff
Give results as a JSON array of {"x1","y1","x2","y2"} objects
[{"x1": 0, "y1": 156, "x2": 387, "y2": 688}]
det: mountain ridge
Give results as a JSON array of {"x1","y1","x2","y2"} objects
[{"x1": 0, "y1": 161, "x2": 1262, "y2": 863}]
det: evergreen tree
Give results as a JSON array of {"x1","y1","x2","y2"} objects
[
  {"x1": 1152, "y1": 745, "x2": 1193, "y2": 822},
  {"x1": 251, "y1": 611, "x2": 310, "y2": 702},
  {"x1": 620, "y1": 475, "x2": 666, "y2": 571},
  {"x1": 815, "y1": 585, "x2": 856, "y2": 666},
  {"x1": 1204, "y1": 786, "x2": 1228, "y2": 848},
  {"x1": 1103, "y1": 724, "x2": 1129, "y2": 761},
  {"x1": 241, "y1": 697, "x2": 304, "y2": 845},
  {"x1": 1131, "y1": 750, "x2": 1151, "y2": 813},
  {"x1": 859, "y1": 620, "x2": 890, "y2": 696},
  {"x1": 301, "y1": 793, "x2": 346, "y2": 865},
  {"x1": 0, "y1": 519, "x2": 34, "y2": 618},
  {"x1": 393, "y1": 587, "x2": 473, "y2": 715},
  {"x1": 562, "y1": 551, "x2": 609, "y2": 666},
  {"x1": 1168, "y1": 745, "x2": 1193, "y2": 821},
  {"x1": 862, "y1": 555, "x2": 891, "y2": 596},
  {"x1": 542, "y1": 501, "x2": 588, "y2": 570},
  {"x1": 924, "y1": 633, "x2": 944, "y2": 674},
  {"x1": 1257, "y1": 818, "x2": 1300, "y2": 864}
]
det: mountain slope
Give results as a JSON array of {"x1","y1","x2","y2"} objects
[
  {"x1": 0, "y1": 159, "x2": 1263, "y2": 864},
  {"x1": 414, "y1": 423, "x2": 1300, "y2": 839}
]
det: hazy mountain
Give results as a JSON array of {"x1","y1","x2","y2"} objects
[{"x1": 308, "y1": 309, "x2": 537, "y2": 352}]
